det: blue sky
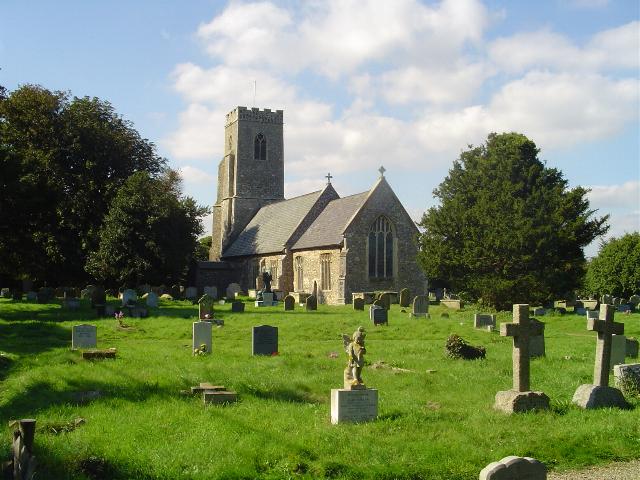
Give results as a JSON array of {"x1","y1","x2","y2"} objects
[{"x1": 2, "y1": 0, "x2": 638, "y2": 256}]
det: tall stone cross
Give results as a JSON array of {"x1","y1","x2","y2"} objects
[
  {"x1": 325, "y1": 172, "x2": 333, "y2": 184},
  {"x1": 588, "y1": 304, "x2": 624, "y2": 387},
  {"x1": 500, "y1": 304, "x2": 544, "y2": 392},
  {"x1": 378, "y1": 166, "x2": 386, "y2": 177}
]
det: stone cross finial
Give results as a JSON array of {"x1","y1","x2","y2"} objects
[
  {"x1": 378, "y1": 166, "x2": 386, "y2": 177},
  {"x1": 325, "y1": 172, "x2": 333, "y2": 184},
  {"x1": 500, "y1": 304, "x2": 544, "y2": 392},
  {"x1": 588, "y1": 304, "x2": 624, "y2": 387}
]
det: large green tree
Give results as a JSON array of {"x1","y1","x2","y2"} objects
[
  {"x1": 85, "y1": 171, "x2": 208, "y2": 286},
  {"x1": 584, "y1": 233, "x2": 640, "y2": 298},
  {"x1": 0, "y1": 84, "x2": 165, "y2": 283},
  {"x1": 417, "y1": 132, "x2": 609, "y2": 310}
]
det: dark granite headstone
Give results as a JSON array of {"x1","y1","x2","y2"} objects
[
  {"x1": 370, "y1": 305, "x2": 388, "y2": 325},
  {"x1": 252, "y1": 325, "x2": 278, "y2": 356},
  {"x1": 305, "y1": 295, "x2": 317, "y2": 311},
  {"x1": 283, "y1": 295, "x2": 295, "y2": 311},
  {"x1": 231, "y1": 301, "x2": 245, "y2": 313},
  {"x1": 353, "y1": 298, "x2": 364, "y2": 310}
]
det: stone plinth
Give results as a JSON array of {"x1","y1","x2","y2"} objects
[
  {"x1": 330, "y1": 388, "x2": 378, "y2": 424},
  {"x1": 441, "y1": 299, "x2": 462, "y2": 310},
  {"x1": 494, "y1": 390, "x2": 550, "y2": 414},
  {"x1": 572, "y1": 384, "x2": 629, "y2": 409}
]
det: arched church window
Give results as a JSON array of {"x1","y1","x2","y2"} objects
[
  {"x1": 254, "y1": 133, "x2": 266, "y2": 160},
  {"x1": 295, "y1": 256, "x2": 304, "y2": 292},
  {"x1": 368, "y1": 216, "x2": 394, "y2": 278}
]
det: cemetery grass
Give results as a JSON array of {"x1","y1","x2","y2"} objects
[{"x1": 1, "y1": 299, "x2": 639, "y2": 480}]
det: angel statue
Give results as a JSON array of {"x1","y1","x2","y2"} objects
[{"x1": 341, "y1": 326, "x2": 367, "y2": 389}]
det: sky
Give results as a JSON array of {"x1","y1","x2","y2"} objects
[{"x1": 2, "y1": 0, "x2": 638, "y2": 257}]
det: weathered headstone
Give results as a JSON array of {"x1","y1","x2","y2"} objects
[
  {"x1": 628, "y1": 294, "x2": 640, "y2": 307},
  {"x1": 572, "y1": 304, "x2": 629, "y2": 409},
  {"x1": 192, "y1": 321, "x2": 212, "y2": 355},
  {"x1": 586, "y1": 309, "x2": 599, "y2": 319},
  {"x1": 369, "y1": 305, "x2": 388, "y2": 325},
  {"x1": 611, "y1": 334, "x2": 626, "y2": 368},
  {"x1": 353, "y1": 297, "x2": 365, "y2": 311},
  {"x1": 410, "y1": 295, "x2": 429, "y2": 318},
  {"x1": 474, "y1": 314, "x2": 496, "y2": 329},
  {"x1": 330, "y1": 388, "x2": 378, "y2": 424},
  {"x1": 600, "y1": 294, "x2": 613, "y2": 305},
  {"x1": 305, "y1": 294, "x2": 317, "y2": 311},
  {"x1": 582, "y1": 299, "x2": 598, "y2": 310},
  {"x1": 494, "y1": 304, "x2": 550, "y2": 413},
  {"x1": 122, "y1": 289, "x2": 137, "y2": 306},
  {"x1": 441, "y1": 299, "x2": 462, "y2": 310},
  {"x1": 72, "y1": 324, "x2": 97, "y2": 350},
  {"x1": 255, "y1": 292, "x2": 275, "y2": 307},
  {"x1": 613, "y1": 363, "x2": 640, "y2": 395},
  {"x1": 479, "y1": 456, "x2": 547, "y2": 480},
  {"x1": 252, "y1": 325, "x2": 278, "y2": 356},
  {"x1": 146, "y1": 292, "x2": 159, "y2": 308},
  {"x1": 283, "y1": 295, "x2": 295, "y2": 311},
  {"x1": 399, "y1": 288, "x2": 411, "y2": 308},
  {"x1": 63, "y1": 298, "x2": 81, "y2": 310},
  {"x1": 231, "y1": 301, "x2": 245, "y2": 313},
  {"x1": 529, "y1": 319, "x2": 545, "y2": 358},
  {"x1": 185, "y1": 286, "x2": 198, "y2": 300},
  {"x1": 626, "y1": 337, "x2": 639, "y2": 358},
  {"x1": 226, "y1": 283, "x2": 241, "y2": 300},
  {"x1": 203, "y1": 286, "x2": 218, "y2": 299},
  {"x1": 377, "y1": 292, "x2": 391, "y2": 310},
  {"x1": 198, "y1": 294, "x2": 215, "y2": 319},
  {"x1": 533, "y1": 307, "x2": 546, "y2": 316}
]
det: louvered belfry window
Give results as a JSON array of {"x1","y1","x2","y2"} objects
[
  {"x1": 254, "y1": 133, "x2": 266, "y2": 160},
  {"x1": 368, "y1": 216, "x2": 394, "y2": 278}
]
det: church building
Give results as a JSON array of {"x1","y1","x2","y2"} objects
[{"x1": 205, "y1": 106, "x2": 427, "y2": 304}]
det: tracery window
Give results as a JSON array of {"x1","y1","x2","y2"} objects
[
  {"x1": 270, "y1": 259, "x2": 278, "y2": 287},
  {"x1": 295, "y1": 256, "x2": 304, "y2": 292},
  {"x1": 368, "y1": 216, "x2": 394, "y2": 278},
  {"x1": 320, "y1": 254, "x2": 331, "y2": 290},
  {"x1": 254, "y1": 133, "x2": 266, "y2": 160}
]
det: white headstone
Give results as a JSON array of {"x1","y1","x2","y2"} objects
[
  {"x1": 146, "y1": 292, "x2": 159, "y2": 308},
  {"x1": 72, "y1": 324, "x2": 97, "y2": 349},
  {"x1": 122, "y1": 289, "x2": 137, "y2": 306},
  {"x1": 330, "y1": 389, "x2": 378, "y2": 424},
  {"x1": 192, "y1": 321, "x2": 212, "y2": 355}
]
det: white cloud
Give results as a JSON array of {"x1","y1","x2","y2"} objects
[
  {"x1": 586, "y1": 181, "x2": 640, "y2": 210},
  {"x1": 164, "y1": 103, "x2": 222, "y2": 161},
  {"x1": 568, "y1": 0, "x2": 610, "y2": 8},
  {"x1": 179, "y1": 165, "x2": 216, "y2": 185}
]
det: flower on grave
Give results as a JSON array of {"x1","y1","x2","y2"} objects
[
  {"x1": 271, "y1": 351, "x2": 279, "y2": 356},
  {"x1": 194, "y1": 343, "x2": 208, "y2": 356},
  {"x1": 204, "y1": 314, "x2": 210, "y2": 319}
]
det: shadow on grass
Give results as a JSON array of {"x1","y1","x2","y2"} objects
[
  {"x1": 238, "y1": 383, "x2": 319, "y2": 404},
  {"x1": 0, "y1": 321, "x2": 69, "y2": 357}
]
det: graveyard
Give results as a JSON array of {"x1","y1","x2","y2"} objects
[{"x1": 1, "y1": 296, "x2": 639, "y2": 479}]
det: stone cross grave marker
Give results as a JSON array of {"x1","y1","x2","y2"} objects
[
  {"x1": 353, "y1": 297, "x2": 364, "y2": 311},
  {"x1": 198, "y1": 294, "x2": 215, "y2": 319},
  {"x1": 192, "y1": 321, "x2": 212, "y2": 355},
  {"x1": 283, "y1": 295, "x2": 295, "y2": 311},
  {"x1": 203, "y1": 286, "x2": 218, "y2": 299},
  {"x1": 399, "y1": 288, "x2": 411, "y2": 307},
  {"x1": 146, "y1": 292, "x2": 159, "y2": 308},
  {"x1": 122, "y1": 289, "x2": 137, "y2": 306},
  {"x1": 252, "y1": 325, "x2": 278, "y2": 356},
  {"x1": 410, "y1": 295, "x2": 429, "y2": 318},
  {"x1": 572, "y1": 304, "x2": 628, "y2": 409},
  {"x1": 185, "y1": 286, "x2": 198, "y2": 300},
  {"x1": 494, "y1": 304, "x2": 549, "y2": 413},
  {"x1": 306, "y1": 294, "x2": 317, "y2": 311},
  {"x1": 72, "y1": 324, "x2": 97, "y2": 350}
]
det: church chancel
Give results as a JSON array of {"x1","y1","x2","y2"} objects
[{"x1": 206, "y1": 106, "x2": 426, "y2": 305}]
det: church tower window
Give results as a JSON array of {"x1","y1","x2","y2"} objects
[
  {"x1": 368, "y1": 216, "x2": 394, "y2": 278},
  {"x1": 254, "y1": 133, "x2": 267, "y2": 160}
]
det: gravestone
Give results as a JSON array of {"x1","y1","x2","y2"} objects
[
  {"x1": 601, "y1": 294, "x2": 613, "y2": 305},
  {"x1": 146, "y1": 292, "x2": 159, "y2": 308},
  {"x1": 226, "y1": 283, "x2": 241, "y2": 299},
  {"x1": 410, "y1": 295, "x2": 429, "y2": 318},
  {"x1": 122, "y1": 289, "x2": 137, "y2": 306},
  {"x1": 353, "y1": 298, "x2": 365, "y2": 311},
  {"x1": 613, "y1": 363, "x2": 640, "y2": 395},
  {"x1": 283, "y1": 295, "x2": 295, "y2": 311},
  {"x1": 252, "y1": 325, "x2": 278, "y2": 356},
  {"x1": 572, "y1": 304, "x2": 629, "y2": 409},
  {"x1": 169, "y1": 284, "x2": 181, "y2": 299},
  {"x1": 626, "y1": 338, "x2": 639, "y2": 358},
  {"x1": 255, "y1": 292, "x2": 275, "y2": 307},
  {"x1": 192, "y1": 321, "x2": 212, "y2": 355},
  {"x1": 582, "y1": 299, "x2": 598, "y2": 310},
  {"x1": 369, "y1": 305, "x2": 388, "y2": 326},
  {"x1": 0, "y1": 288, "x2": 10, "y2": 298},
  {"x1": 617, "y1": 304, "x2": 631, "y2": 313},
  {"x1": 533, "y1": 307, "x2": 546, "y2": 316},
  {"x1": 72, "y1": 325, "x2": 97, "y2": 350},
  {"x1": 26, "y1": 291, "x2": 37, "y2": 302},
  {"x1": 575, "y1": 307, "x2": 586, "y2": 315},
  {"x1": 479, "y1": 456, "x2": 547, "y2": 480},
  {"x1": 330, "y1": 388, "x2": 378, "y2": 424},
  {"x1": 185, "y1": 286, "x2": 198, "y2": 300},
  {"x1": 610, "y1": 334, "x2": 626, "y2": 368},
  {"x1": 399, "y1": 288, "x2": 411, "y2": 307},
  {"x1": 231, "y1": 301, "x2": 245, "y2": 313},
  {"x1": 474, "y1": 314, "x2": 496, "y2": 329},
  {"x1": 203, "y1": 286, "x2": 217, "y2": 299},
  {"x1": 198, "y1": 294, "x2": 215, "y2": 319},
  {"x1": 494, "y1": 304, "x2": 550, "y2": 413},
  {"x1": 64, "y1": 298, "x2": 81, "y2": 310},
  {"x1": 377, "y1": 292, "x2": 391, "y2": 310},
  {"x1": 628, "y1": 294, "x2": 640, "y2": 307},
  {"x1": 91, "y1": 286, "x2": 106, "y2": 314},
  {"x1": 305, "y1": 294, "x2": 317, "y2": 311},
  {"x1": 586, "y1": 310, "x2": 599, "y2": 320},
  {"x1": 441, "y1": 299, "x2": 462, "y2": 310},
  {"x1": 529, "y1": 319, "x2": 545, "y2": 358}
]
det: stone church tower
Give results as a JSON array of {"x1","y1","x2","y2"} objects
[{"x1": 209, "y1": 107, "x2": 285, "y2": 260}]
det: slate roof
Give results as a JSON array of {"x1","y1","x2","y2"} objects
[
  {"x1": 222, "y1": 190, "x2": 324, "y2": 258},
  {"x1": 292, "y1": 192, "x2": 369, "y2": 250}
]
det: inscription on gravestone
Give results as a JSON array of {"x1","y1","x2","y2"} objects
[
  {"x1": 72, "y1": 324, "x2": 97, "y2": 349},
  {"x1": 330, "y1": 389, "x2": 378, "y2": 424},
  {"x1": 252, "y1": 325, "x2": 278, "y2": 356},
  {"x1": 370, "y1": 305, "x2": 388, "y2": 325}
]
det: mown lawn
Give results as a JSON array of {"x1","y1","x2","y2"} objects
[{"x1": 1, "y1": 298, "x2": 639, "y2": 479}]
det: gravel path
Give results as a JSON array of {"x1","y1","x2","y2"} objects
[{"x1": 548, "y1": 460, "x2": 640, "y2": 480}]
